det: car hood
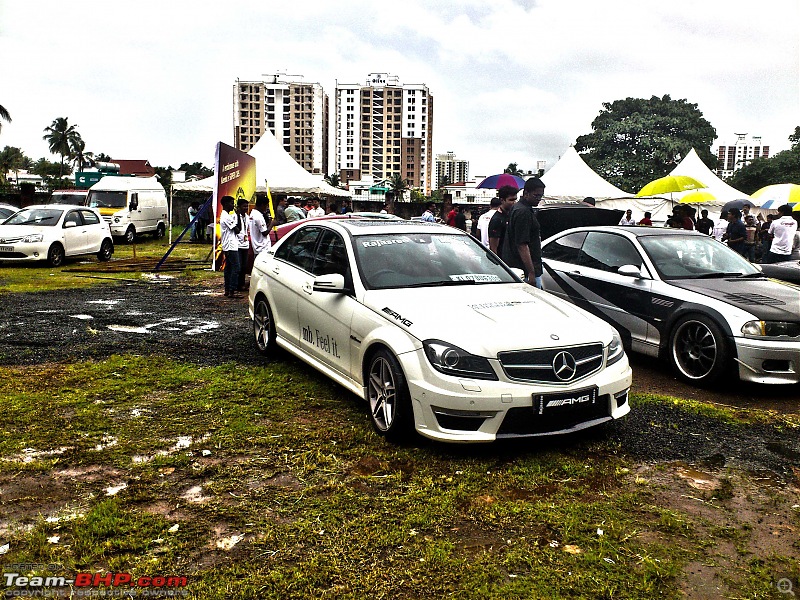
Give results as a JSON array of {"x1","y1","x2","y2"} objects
[
  {"x1": 0, "y1": 225, "x2": 53, "y2": 239},
  {"x1": 362, "y1": 283, "x2": 613, "y2": 356},
  {"x1": 669, "y1": 278, "x2": 800, "y2": 321}
]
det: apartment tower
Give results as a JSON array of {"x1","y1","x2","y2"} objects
[
  {"x1": 336, "y1": 73, "x2": 433, "y2": 194},
  {"x1": 435, "y1": 151, "x2": 469, "y2": 189},
  {"x1": 234, "y1": 75, "x2": 329, "y2": 175},
  {"x1": 716, "y1": 133, "x2": 769, "y2": 179}
]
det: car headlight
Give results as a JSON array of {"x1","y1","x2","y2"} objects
[
  {"x1": 113, "y1": 217, "x2": 120, "y2": 223},
  {"x1": 22, "y1": 234, "x2": 43, "y2": 243},
  {"x1": 422, "y1": 340, "x2": 498, "y2": 380},
  {"x1": 606, "y1": 331, "x2": 625, "y2": 366},
  {"x1": 741, "y1": 320, "x2": 800, "y2": 338}
]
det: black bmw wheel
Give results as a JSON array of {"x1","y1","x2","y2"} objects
[
  {"x1": 253, "y1": 296, "x2": 276, "y2": 356},
  {"x1": 47, "y1": 243, "x2": 65, "y2": 267},
  {"x1": 367, "y1": 349, "x2": 412, "y2": 441},
  {"x1": 669, "y1": 315, "x2": 728, "y2": 385}
]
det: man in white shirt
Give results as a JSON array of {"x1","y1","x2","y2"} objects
[
  {"x1": 284, "y1": 197, "x2": 306, "y2": 222},
  {"x1": 478, "y1": 197, "x2": 502, "y2": 247},
  {"x1": 219, "y1": 196, "x2": 241, "y2": 298},
  {"x1": 307, "y1": 199, "x2": 325, "y2": 218},
  {"x1": 248, "y1": 196, "x2": 274, "y2": 258},
  {"x1": 712, "y1": 210, "x2": 729, "y2": 241},
  {"x1": 765, "y1": 204, "x2": 799, "y2": 263},
  {"x1": 421, "y1": 202, "x2": 436, "y2": 222},
  {"x1": 618, "y1": 209, "x2": 636, "y2": 226}
]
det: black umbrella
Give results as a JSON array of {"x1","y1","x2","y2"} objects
[{"x1": 721, "y1": 199, "x2": 750, "y2": 213}]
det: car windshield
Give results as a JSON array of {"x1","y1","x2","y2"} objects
[
  {"x1": 354, "y1": 232, "x2": 518, "y2": 289},
  {"x1": 639, "y1": 234, "x2": 761, "y2": 280},
  {"x1": 50, "y1": 193, "x2": 87, "y2": 205},
  {"x1": 87, "y1": 190, "x2": 126, "y2": 208},
  {"x1": 4, "y1": 208, "x2": 63, "y2": 226}
]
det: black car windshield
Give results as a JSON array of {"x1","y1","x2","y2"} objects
[
  {"x1": 639, "y1": 234, "x2": 761, "y2": 280},
  {"x1": 354, "y1": 232, "x2": 518, "y2": 289},
  {"x1": 88, "y1": 190, "x2": 126, "y2": 209},
  {"x1": 4, "y1": 208, "x2": 63, "y2": 226}
]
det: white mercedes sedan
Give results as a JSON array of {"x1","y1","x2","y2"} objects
[{"x1": 249, "y1": 219, "x2": 632, "y2": 443}]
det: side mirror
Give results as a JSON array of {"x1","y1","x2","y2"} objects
[
  {"x1": 618, "y1": 264, "x2": 644, "y2": 278},
  {"x1": 129, "y1": 200, "x2": 139, "y2": 211},
  {"x1": 313, "y1": 273, "x2": 348, "y2": 293},
  {"x1": 63, "y1": 221, "x2": 77, "y2": 229}
]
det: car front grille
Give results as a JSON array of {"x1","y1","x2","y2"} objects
[
  {"x1": 0, "y1": 236, "x2": 24, "y2": 244},
  {"x1": 497, "y1": 343, "x2": 604, "y2": 383},
  {"x1": 496, "y1": 399, "x2": 610, "y2": 436}
]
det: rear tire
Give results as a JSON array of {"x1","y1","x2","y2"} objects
[
  {"x1": 124, "y1": 227, "x2": 135, "y2": 244},
  {"x1": 97, "y1": 239, "x2": 113, "y2": 261},
  {"x1": 366, "y1": 349, "x2": 413, "y2": 442},
  {"x1": 47, "y1": 243, "x2": 65, "y2": 267},
  {"x1": 253, "y1": 296, "x2": 277, "y2": 356},
  {"x1": 154, "y1": 223, "x2": 165, "y2": 239},
  {"x1": 669, "y1": 315, "x2": 729, "y2": 385}
]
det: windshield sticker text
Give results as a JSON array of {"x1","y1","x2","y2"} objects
[
  {"x1": 449, "y1": 274, "x2": 501, "y2": 282},
  {"x1": 361, "y1": 239, "x2": 409, "y2": 248},
  {"x1": 382, "y1": 307, "x2": 413, "y2": 327}
]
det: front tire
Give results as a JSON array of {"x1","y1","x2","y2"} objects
[
  {"x1": 124, "y1": 226, "x2": 135, "y2": 244},
  {"x1": 97, "y1": 239, "x2": 113, "y2": 261},
  {"x1": 252, "y1": 296, "x2": 277, "y2": 356},
  {"x1": 366, "y1": 349, "x2": 413, "y2": 441},
  {"x1": 669, "y1": 315, "x2": 729, "y2": 385},
  {"x1": 47, "y1": 243, "x2": 65, "y2": 267}
]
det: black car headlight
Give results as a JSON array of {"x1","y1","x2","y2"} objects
[
  {"x1": 606, "y1": 331, "x2": 625, "y2": 366},
  {"x1": 423, "y1": 340, "x2": 498, "y2": 380},
  {"x1": 741, "y1": 320, "x2": 800, "y2": 338}
]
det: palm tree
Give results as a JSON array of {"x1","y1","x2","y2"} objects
[
  {"x1": 325, "y1": 172, "x2": 341, "y2": 188},
  {"x1": 43, "y1": 117, "x2": 82, "y2": 176},
  {"x1": 69, "y1": 137, "x2": 87, "y2": 171},
  {"x1": 504, "y1": 162, "x2": 524, "y2": 177},
  {"x1": 0, "y1": 105, "x2": 10, "y2": 135},
  {"x1": 387, "y1": 173, "x2": 410, "y2": 214}
]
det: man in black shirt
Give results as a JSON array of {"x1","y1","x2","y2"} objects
[
  {"x1": 454, "y1": 206, "x2": 467, "y2": 231},
  {"x1": 488, "y1": 185, "x2": 518, "y2": 255},
  {"x1": 502, "y1": 178, "x2": 545, "y2": 287},
  {"x1": 695, "y1": 209, "x2": 714, "y2": 235}
]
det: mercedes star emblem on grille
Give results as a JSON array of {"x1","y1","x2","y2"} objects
[{"x1": 552, "y1": 351, "x2": 577, "y2": 381}]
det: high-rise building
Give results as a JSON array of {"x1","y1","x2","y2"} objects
[
  {"x1": 336, "y1": 73, "x2": 434, "y2": 194},
  {"x1": 435, "y1": 151, "x2": 469, "y2": 189},
  {"x1": 716, "y1": 133, "x2": 769, "y2": 179},
  {"x1": 233, "y1": 76, "x2": 329, "y2": 175}
]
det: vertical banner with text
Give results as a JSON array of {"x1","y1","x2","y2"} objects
[{"x1": 212, "y1": 142, "x2": 256, "y2": 270}]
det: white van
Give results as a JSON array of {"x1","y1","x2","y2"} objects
[{"x1": 86, "y1": 176, "x2": 168, "y2": 243}]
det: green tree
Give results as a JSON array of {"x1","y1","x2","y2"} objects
[
  {"x1": 410, "y1": 188, "x2": 427, "y2": 202},
  {"x1": 95, "y1": 152, "x2": 112, "y2": 163},
  {"x1": 575, "y1": 95, "x2": 717, "y2": 192},
  {"x1": 153, "y1": 165, "x2": 174, "y2": 188},
  {"x1": 178, "y1": 162, "x2": 212, "y2": 179},
  {"x1": 325, "y1": 172, "x2": 341, "y2": 188},
  {"x1": 726, "y1": 126, "x2": 800, "y2": 193},
  {"x1": 31, "y1": 157, "x2": 64, "y2": 178},
  {"x1": 503, "y1": 163, "x2": 524, "y2": 177},
  {"x1": 0, "y1": 146, "x2": 28, "y2": 184},
  {"x1": 388, "y1": 173, "x2": 410, "y2": 200},
  {"x1": 43, "y1": 117, "x2": 82, "y2": 177},
  {"x1": 0, "y1": 104, "x2": 10, "y2": 135}
]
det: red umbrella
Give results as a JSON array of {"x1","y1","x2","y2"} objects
[{"x1": 476, "y1": 173, "x2": 526, "y2": 189}]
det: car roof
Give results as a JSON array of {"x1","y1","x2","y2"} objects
[
  {"x1": 18, "y1": 204, "x2": 94, "y2": 211},
  {"x1": 550, "y1": 225, "x2": 705, "y2": 238},
  {"x1": 298, "y1": 218, "x2": 459, "y2": 236}
]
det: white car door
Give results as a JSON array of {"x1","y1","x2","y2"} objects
[
  {"x1": 62, "y1": 210, "x2": 88, "y2": 255},
  {"x1": 80, "y1": 209, "x2": 105, "y2": 252},
  {"x1": 269, "y1": 227, "x2": 322, "y2": 348},
  {"x1": 296, "y1": 229, "x2": 355, "y2": 378}
]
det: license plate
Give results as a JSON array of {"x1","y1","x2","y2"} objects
[
  {"x1": 534, "y1": 386, "x2": 598, "y2": 415},
  {"x1": 0, "y1": 245, "x2": 12, "y2": 252}
]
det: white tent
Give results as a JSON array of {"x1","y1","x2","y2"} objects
[
  {"x1": 670, "y1": 148, "x2": 751, "y2": 204},
  {"x1": 540, "y1": 146, "x2": 633, "y2": 201},
  {"x1": 172, "y1": 131, "x2": 350, "y2": 197}
]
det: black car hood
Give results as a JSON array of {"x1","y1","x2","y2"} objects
[
  {"x1": 537, "y1": 205, "x2": 623, "y2": 241},
  {"x1": 669, "y1": 278, "x2": 800, "y2": 321}
]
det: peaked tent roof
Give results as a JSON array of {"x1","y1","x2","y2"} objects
[
  {"x1": 172, "y1": 131, "x2": 350, "y2": 197},
  {"x1": 669, "y1": 148, "x2": 750, "y2": 204},
  {"x1": 540, "y1": 146, "x2": 632, "y2": 200}
]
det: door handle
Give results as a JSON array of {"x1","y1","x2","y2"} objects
[
  {"x1": 569, "y1": 270, "x2": 581, "y2": 276},
  {"x1": 302, "y1": 282, "x2": 312, "y2": 294},
  {"x1": 272, "y1": 267, "x2": 280, "y2": 275}
]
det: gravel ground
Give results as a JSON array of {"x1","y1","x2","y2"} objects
[{"x1": 1, "y1": 277, "x2": 798, "y2": 479}]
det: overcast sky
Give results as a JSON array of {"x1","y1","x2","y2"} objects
[{"x1": 1, "y1": 0, "x2": 797, "y2": 178}]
